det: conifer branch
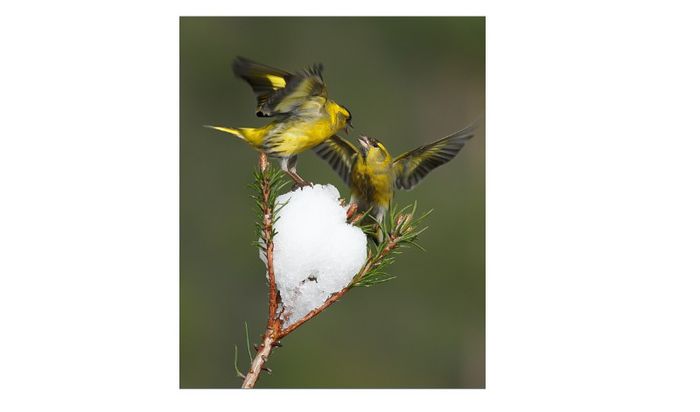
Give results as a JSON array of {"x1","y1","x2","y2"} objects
[
  {"x1": 242, "y1": 153, "x2": 284, "y2": 389},
  {"x1": 240, "y1": 154, "x2": 429, "y2": 388}
]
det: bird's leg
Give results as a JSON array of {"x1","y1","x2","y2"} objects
[
  {"x1": 287, "y1": 170, "x2": 311, "y2": 188},
  {"x1": 282, "y1": 155, "x2": 312, "y2": 188},
  {"x1": 374, "y1": 208, "x2": 387, "y2": 225}
]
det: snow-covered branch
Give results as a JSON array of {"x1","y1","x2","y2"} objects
[{"x1": 240, "y1": 153, "x2": 429, "y2": 388}]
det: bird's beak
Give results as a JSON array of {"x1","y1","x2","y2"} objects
[
  {"x1": 344, "y1": 119, "x2": 353, "y2": 135},
  {"x1": 358, "y1": 135, "x2": 370, "y2": 153}
]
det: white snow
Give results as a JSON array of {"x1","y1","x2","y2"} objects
[{"x1": 260, "y1": 184, "x2": 367, "y2": 326}]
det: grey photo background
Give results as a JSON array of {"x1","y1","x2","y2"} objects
[{"x1": 180, "y1": 16, "x2": 485, "y2": 388}]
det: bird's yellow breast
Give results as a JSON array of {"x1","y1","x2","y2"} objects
[
  {"x1": 262, "y1": 101, "x2": 343, "y2": 157},
  {"x1": 351, "y1": 157, "x2": 394, "y2": 209},
  {"x1": 271, "y1": 117, "x2": 337, "y2": 155}
]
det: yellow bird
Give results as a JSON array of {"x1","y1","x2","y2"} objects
[
  {"x1": 314, "y1": 125, "x2": 476, "y2": 240},
  {"x1": 207, "y1": 57, "x2": 352, "y2": 186}
]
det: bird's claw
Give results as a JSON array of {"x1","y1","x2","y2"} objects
[
  {"x1": 291, "y1": 180, "x2": 313, "y2": 190},
  {"x1": 346, "y1": 203, "x2": 359, "y2": 221}
]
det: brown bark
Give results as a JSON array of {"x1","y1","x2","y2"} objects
[
  {"x1": 242, "y1": 153, "x2": 281, "y2": 388},
  {"x1": 241, "y1": 332, "x2": 275, "y2": 388}
]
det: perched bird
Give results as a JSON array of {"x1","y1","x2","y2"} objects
[
  {"x1": 314, "y1": 124, "x2": 476, "y2": 240},
  {"x1": 206, "y1": 57, "x2": 352, "y2": 186}
]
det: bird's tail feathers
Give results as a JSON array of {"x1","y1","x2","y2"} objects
[
  {"x1": 205, "y1": 125, "x2": 267, "y2": 148},
  {"x1": 204, "y1": 125, "x2": 247, "y2": 140}
]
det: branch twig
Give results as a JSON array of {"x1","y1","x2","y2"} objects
[
  {"x1": 241, "y1": 333, "x2": 274, "y2": 388},
  {"x1": 259, "y1": 154, "x2": 280, "y2": 335},
  {"x1": 242, "y1": 153, "x2": 282, "y2": 388}
]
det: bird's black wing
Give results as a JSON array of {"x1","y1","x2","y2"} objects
[
  {"x1": 233, "y1": 57, "x2": 327, "y2": 117},
  {"x1": 313, "y1": 135, "x2": 358, "y2": 186},
  {"x1": 393, "y1": 125, "x2": 476, "y2": 190}
]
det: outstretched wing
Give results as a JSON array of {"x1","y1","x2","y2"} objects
[
  {"x1": 393, "y1": 125, "x2": 476, "y2": 190},
  {"x1": 313, "y1": 135, "x2": 358, "y2": 186},
  {"x1": 233, "y1": 57, "x2": 327, "y2": 117}
]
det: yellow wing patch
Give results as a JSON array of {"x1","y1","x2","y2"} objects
[
  {"x1": 265, "y1": 74, "x2": 286, "y2": 89},
  {"x1": 233, "y1": 57, "x2": 327, "y2": 117}
]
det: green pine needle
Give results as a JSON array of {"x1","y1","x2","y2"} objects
[
  {"x1": 244, "y1": 321, "x2": 253, "y2": 363},
  {"x1": 233, "y1": 345, "x2": 246, "y2": 379},
  {"x1": 250, "y1": 164, "x2": 292, "y2": 249}
]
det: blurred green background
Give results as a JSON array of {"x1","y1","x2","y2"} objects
[{"x1": 180, "y1": 17, "x2": 484, "y2": 388}]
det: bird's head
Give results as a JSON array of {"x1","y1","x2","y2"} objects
[
  {"x1": 358, "y1": 135, "x2": 391, "y2": 164},
  {"x1": 331, "y1": 102, "x2": 353, "y2": 134}
]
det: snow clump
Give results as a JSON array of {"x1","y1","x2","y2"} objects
[{"x1": 262, "y1": 184, "x2": 367, "y2": 326}]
